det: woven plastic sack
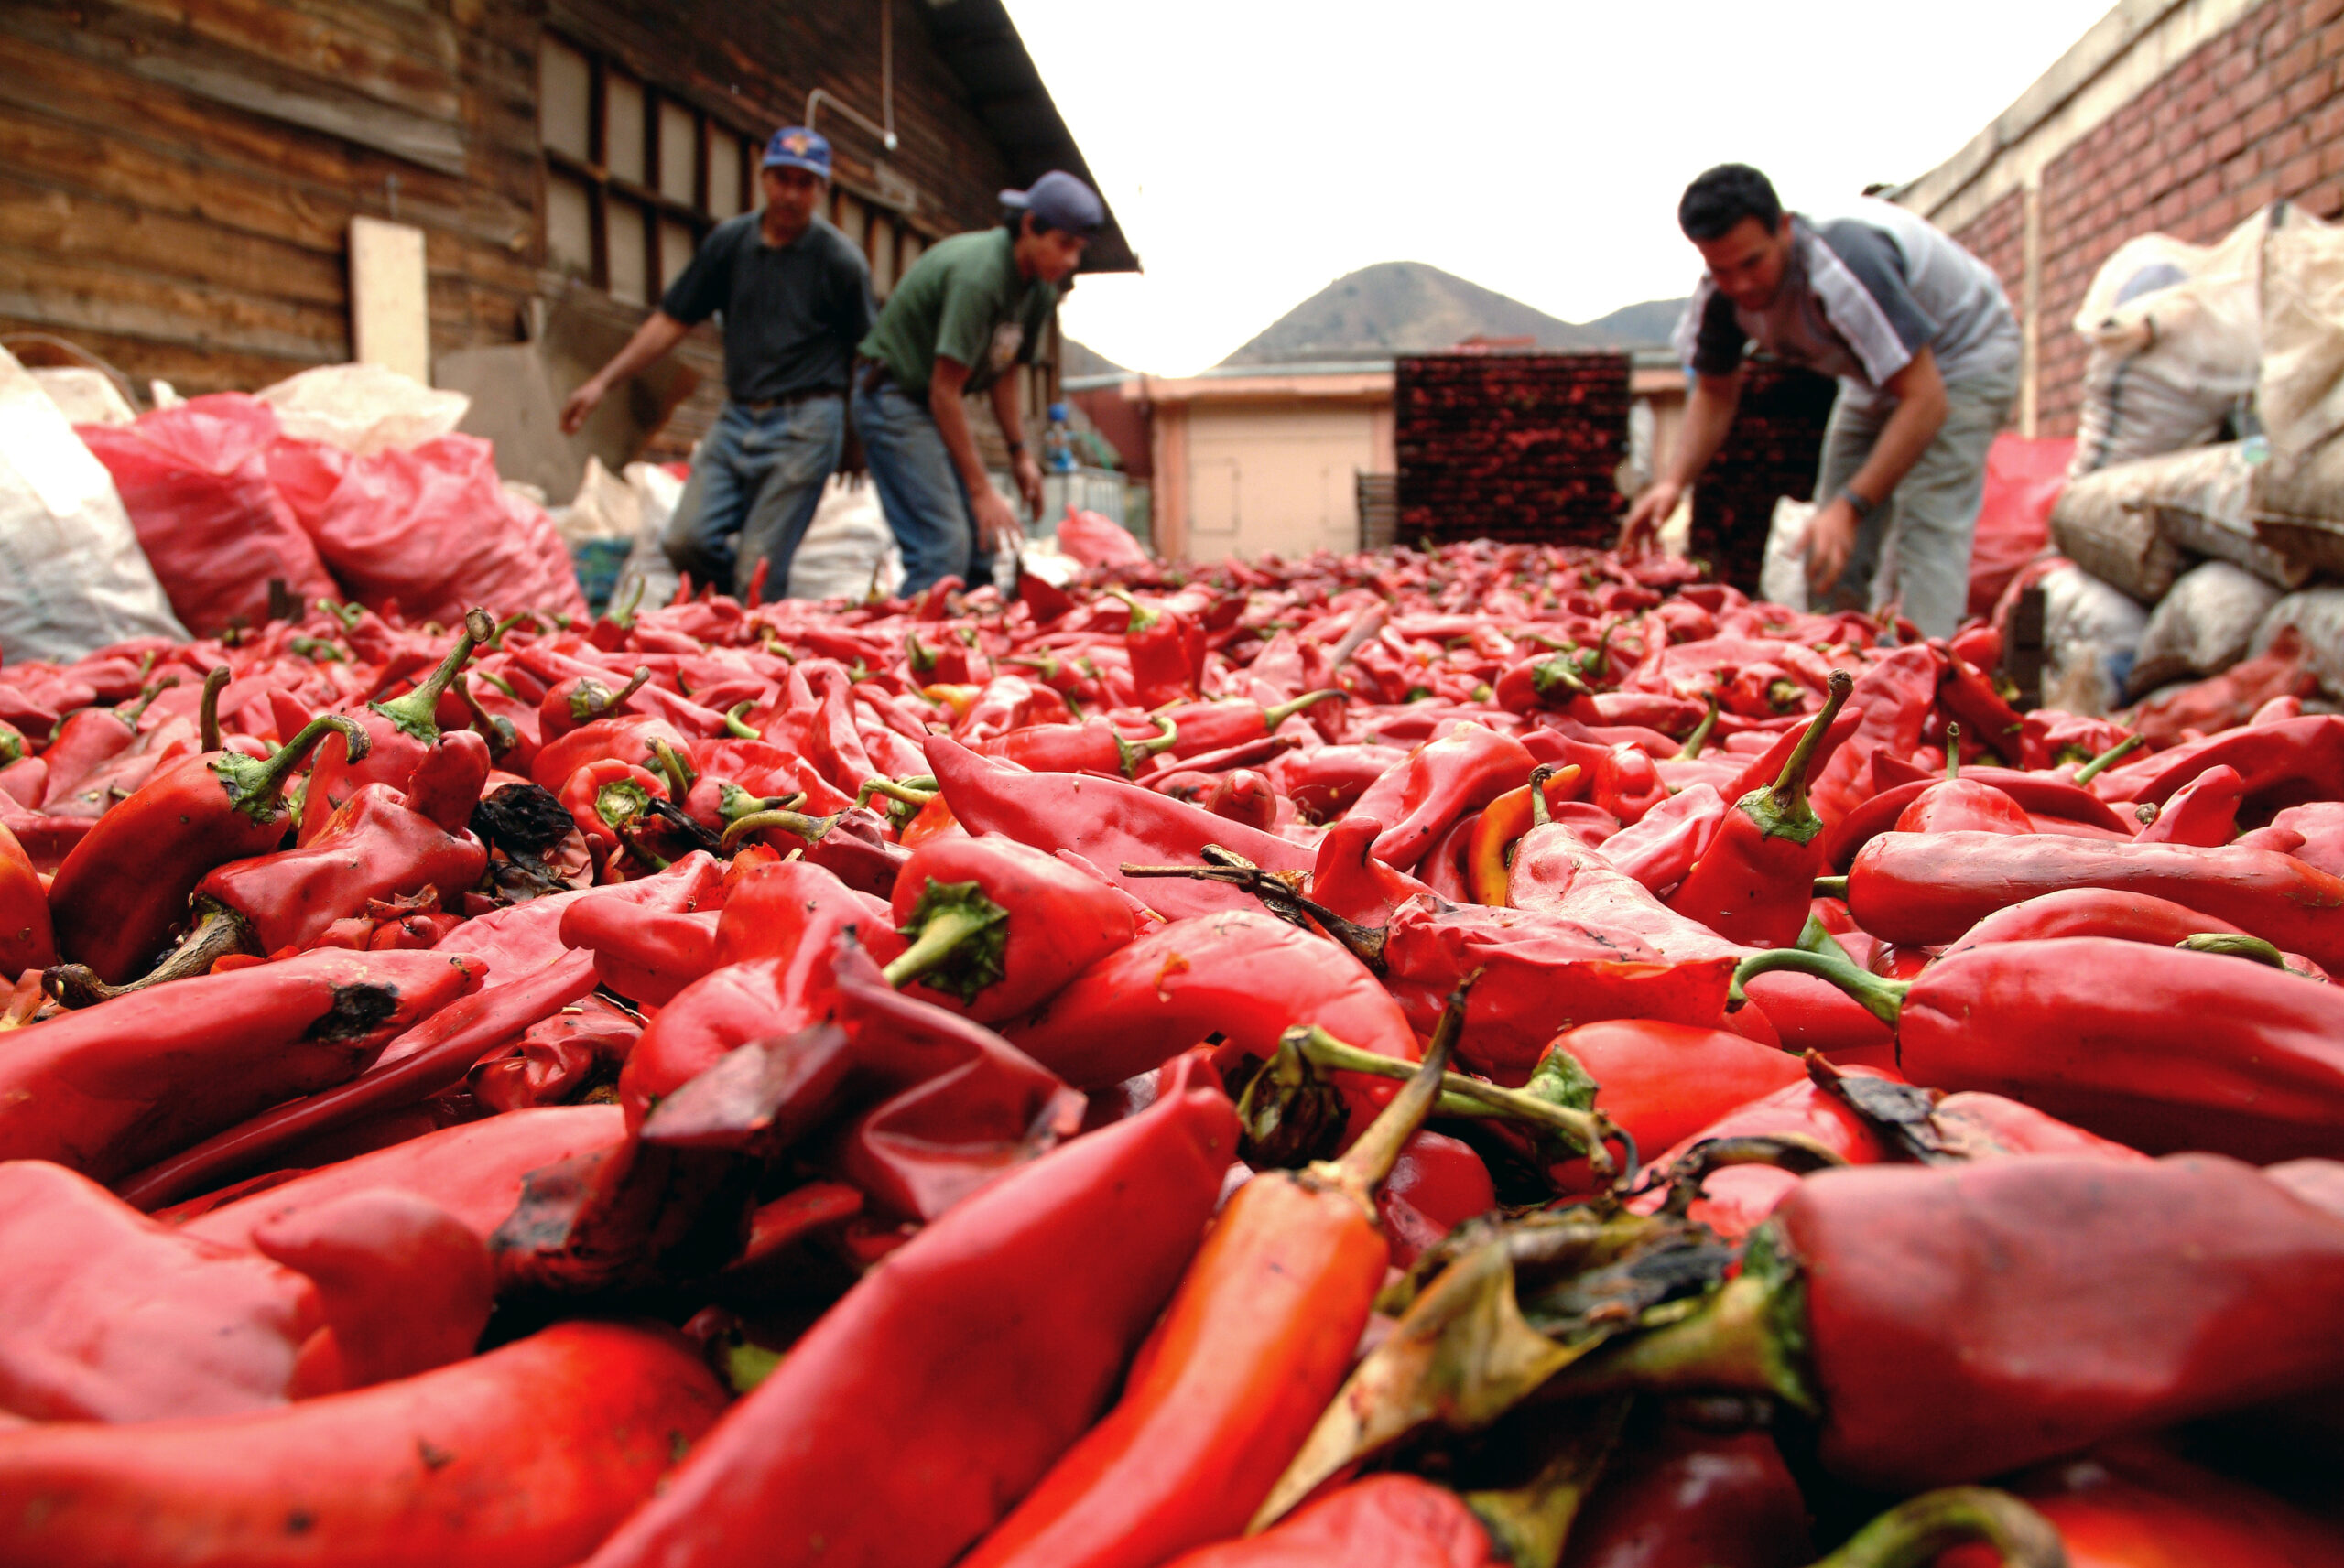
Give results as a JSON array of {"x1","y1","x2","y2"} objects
[
  {"x1": 255, "y1": 364, "x2": 469, "y2": 457},
  {"x1": 1967, "y1": 434, "x2": 2071, "y2": 619},
  {"x1": 2126, "y1": 561, "x2": 2283, "y2": 698},
  {"x1": 1055, "y1": 505, "x2": 1151, "y2": 570},
  {"x1": 2250, "y1": 589, "x2": 2344, "y2": 698},
  {"x1": 611, "y1": 462, "x2": 687, "y2": 616},
  {"x1": 0, "y1": 348, "x2": 186, "y2": 663},
  {"x1": 275, "y1": 433, "x2": 584, "y2": 624},
  {"x1": 788, "y1": 476, "x2": 901, "y2": 603},
  {"x1": 2069, "y1": 214, "x2": 2266, "y2": 476},
  {"x1": 2049, "y1": 460, "x2": 2187, "y2": 604},
  {"x1": 1758, "y1": 496, "x2": 1813, "y2": 612},
  {"x1": 2038, "y1": 564, "x2": 2149, "y2": 717},
  {"x1": 76, "y1": 395, "x2": 338, "y2": 637}
]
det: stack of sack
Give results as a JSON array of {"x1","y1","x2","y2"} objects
[{"x1": 2015, "y1": 206, "x2": 2344, "y2": 724}]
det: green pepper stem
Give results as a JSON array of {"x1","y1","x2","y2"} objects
[
  {"x1": 1812, "y1": 875, "x2": 1850, "y2": 901},
  {"x1": 1807, "y1": 1488, "x2": 2067, "y2": 1568},
  {"x1": 372, "y1": 608, "x2": 492, "y2": 741},
  {"x1": 455, "y1": 676, "x2": 516, "y2": 760},
  {"x1": 650, "y1": 739, "x2": 696, "y2": 801},
  {"x1": 858, "y1": 776, "x2": 939, "y2": 810},
  {"x1": 2176, "y1": 932, "x2": 2290, "y2": 969},
  {"x1": 1764, "y1": 669, "x2": 1854, "y2": 817},
  {"x1": 1545, "y1": 1269, "x2": 1797, "y2": 1404},
  {"x1": 1731, "y1": 946, "x2": 1908, "y2": 1030},
  {"x1": 486, "y1": 610, "x2": 535, "y2": 649},
  {"x1": 1677, "y1": 692, "x2": 1720, "y2": 760},
  {"x1": 882, "y1": 902, "x2": 1005, "y2": 990},
  {"x1": 1290, "y1": 1023, "x2": 1611, "y2": 1172},
  {"x1": 117, "y1": 676, "x2": 178, "y2": 728},
  {"x1": 1526, "y1": 763, "x2": 1560, "y2": 827},
  {"x1": 1944, "y1": 721, "x2": 1962, "y2": 781},
  {"x1": 2073, "y1": 732, "x2": 2144, "y2": 784},
  {"x1": 1318, "y1": 1002, "x2": 1456, "y2": 1206},
  {"x1": 721, "y1": 806, "x2": 840, "y2": 849},
  {"x1": 723, "y1": 701, "x2": 762, "y2": 739},
  {"x1": 1108, "y1": 587, "x2": 1161, "y2": 631},
  {"x1": 1263, "y1": 688, "x2": 1343, "y2": 730},
  {"x1": 1113, "y1": 715, "x2": 1180, "y2": 775},
  {"x1": 214, "y1": 712, "x2": 371, "y2": 825},
  {"x1": 46, "y1": 902, "x2": 256, "y2": 1007},
  {"x1": 198, "y1": 665, "x2": 230, "y2": 754}
]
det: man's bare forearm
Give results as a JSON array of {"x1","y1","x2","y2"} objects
[
  {"x1": 989, "y1": 376, "x2": 1024, "y2": 457},
  {"x1": 1661, "y1": 373, "x2": 1742, "y2": 490},
  {"x1": 589, "y1": 312, "x2": 691, "y2": 393},
  {"x1": 1845, "y1": 364, "x2": 1948, "y2": 506}
]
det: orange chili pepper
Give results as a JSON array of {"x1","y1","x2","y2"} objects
[
  {"x1": 960, "y1": 1011, "x2": 1454, "y2": 1568},
  {"x1": 1463, "y1": 763, "x2": 1581, "y2": 905}
]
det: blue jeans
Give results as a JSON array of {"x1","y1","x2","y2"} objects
[
  {"x1": 665, "y1": 395, "x2": 846, "y2": 600},
  {"x1": 852, "y1": 379, "x2": 994, "y2": 594}
]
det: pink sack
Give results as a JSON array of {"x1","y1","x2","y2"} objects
[
  {"x1": 1967, "y1": 434, "x2": 2073, "y2": 621},
  {"x1": 271, "y1": 433, "x2": 585, "y2": 624},
  {"x1": 1055, "y1": 505, "x2": 1151, "y2": 570},
  {"x1": 77, "y1": 395, "x2": 338, "y2": 637}
]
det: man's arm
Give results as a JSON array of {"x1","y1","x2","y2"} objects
[
  {"x1": 1618, "y1": 369, "x2": 1742, "y2": 553},
  {"x1": 1806, "y1": 346, "x2": 1948, "y2": 594},
  {"x1": 928, "y1": 357, "x2": 1021, "y2": 557},
  {"x1": 989, "y1": 374, "x2": 1044, "y2": 519},
  {"x1": 560, "y1": 312, "x2": 692, "y2": 434}
]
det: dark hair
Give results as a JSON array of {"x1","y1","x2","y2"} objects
[{"x1": 1678, "y1": 164, "x2": 1783, "y2": 242}]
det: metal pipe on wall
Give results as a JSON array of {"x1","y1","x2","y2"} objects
[{"x1": 806, "y1": 0, "x2": 898, "y2": 152}]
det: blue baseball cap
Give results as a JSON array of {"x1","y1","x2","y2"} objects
[
  {"x1": 763, "y1": 127, "x2": 832, "y2": 178},
  {"x1": 1001, "y1": 171, "x2": 1104, "y2": 235}
]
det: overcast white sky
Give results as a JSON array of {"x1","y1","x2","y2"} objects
[{"x1": 1004, "y1": 0, "x2": 2120, "y2": 374}]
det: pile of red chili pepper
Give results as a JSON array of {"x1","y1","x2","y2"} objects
[{"x1": 1, "y1": 538, "x2": 2341, "y2": 1568}]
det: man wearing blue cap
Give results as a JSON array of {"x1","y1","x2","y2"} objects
[
  {"x1": 561, "y1": 127, "x2": 874, "y2": 600},
  {"x1": 854, "y1": 170, "x2": 1103, "y2": 594}
]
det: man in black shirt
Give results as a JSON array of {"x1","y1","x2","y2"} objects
[{"x1": 561, "y1": 127, "x2": 874, "y2": 600}]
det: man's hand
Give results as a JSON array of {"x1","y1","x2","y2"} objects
[
  {"x1": 1805, "y1": 496, "x2": 1860, "y2": 595},
  {"x1": 971, "y1": 485, "x2": 1021, "y2": 556},
  {"x1": 1618, "y1": 479, "x2": 1682, "y2": 557},
  {"x1": 1012, "y1": 450, "x2": 1045, "y2": 519},
  {"x1": 559, "y1": 379, "x2": 605, "y2": 437}
]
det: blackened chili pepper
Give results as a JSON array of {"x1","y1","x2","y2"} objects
[
  {"x1": 45, "y1": 712, "x2": 368, "y2": 987},
  {"x1": 298, "y1": 609, "x2": 493, "y2": 842},
  {"x1": 1558, "y1": 1154, "x2": 2344, "y2": 1493}
]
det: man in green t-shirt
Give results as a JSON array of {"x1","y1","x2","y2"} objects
[{"x1": 853, "y1": 171, "x2": 1101, "y2": 594}]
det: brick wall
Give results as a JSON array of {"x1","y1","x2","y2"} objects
[{"x1": 1949, "y1": 0, "x2": 2344, "y2": 434}]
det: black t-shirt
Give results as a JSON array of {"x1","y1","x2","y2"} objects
[{"x1": 659, "y1": 213, "x2": 874, "y2": 403}]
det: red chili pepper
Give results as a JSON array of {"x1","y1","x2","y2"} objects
[
  {"x1": 884, "y1": 833, "x2": 1136, "y2": 1022},
  {"x1": 581, "y1": 1054, "x2": 1238, "y2": 1568},
  {"x1": 1565, "y1": 1155, "x2": 2344, "y2": 1493},
  {"x1": 1160, "y1": 1473, "x2": 1503, "y2": 1567},
  {"x1": 1112, "y1": 587, "x2": 1207, "y2": 707},
  {"x1": 559, "y1": 758, "x2": 668, "y2": 855},
  {"x1": 1307, "y1": 814, "x2": 1438, "y2": 928},
  {"x1": 928, "y1": 734, "x2": 1313, "y2": 921},
  {"x1": 1203, "y1": 768, "x2": 1277, "y2": 830},
  {"x1": 982, "y1": 714, "x2": 1181, "y2": 777},
  {"x1": 1377, "y1": 1129, "x2": 1496, "y2": 1270},
  {"x1": 298, "y1": 609, "x2": 492, "y2": 843},
  {"x1": 1936, "y1": 646, "x2": 2025, "y2": 762},
  {"x1": 529, "y1": 713, "x2": 694, "y2": 795},
  {"x1": 0, "y1": 946, "x2": 482, "y2": 1183},
  {"x1": 1351, "y1": 724, "x2": 1538, "y2": 871},
  {"x1": 1463, "y1": 765, "x2": 1586, "y2": 905},
  {"x1": 2131, "y1": 762, "x2": 2241, "y2": 847},
  {"x1": 1892, "y1": 728, "x2": 2034, "y2": 837},
  {"x1": 960, "y1": 1039, "x2": 1449, "y2": 1568},
  {"x1": 0, "y1": 1320, "x2": 727, "y2": 1567},
  {"x1": 1279, "y1": 742, "x2": 1408, "y2": 820},
  {"x1": 1559, "y1": 1422, "x2": 1815, "y2": 1568},
  {"x1": 1846, "y1": 830, "x2": 2344, "y2": 972},
  {"x1": 558, "y1": 874, "x2": 718, "y2": 1006},
  {"x1": 37, "y1": 680, "x2": 174, "y2": 803},
  {"x1": 0, "y1": 818, "x2": 55, "y2": 979},
  {"x1": 1156, "y1": 689, "x2": 1342, "y2": 758},
  {"x1": 2091, "y1": 714, "x2": 2344, "y2": 813},
  {"x1": 1733, "y1": 936, "x2": 2344, "y2": 1161},
  {"x1": 1548, "y1": 1018, "x2": 1809, "y2": 1169},
  {"x1": 537, "y1": 662, "x2": 651, "y2": 743},
  {"x1": 1823, "y1": 766, "x2": 2130, "y2": 869},
  {"x1": 115, "y1": 949, "x2": 602, "y2": 1211},
  {"x1": 1665, "y1": 670, "x2": 1853, "y2": 947},
  {"x1": 192, "y1": 783, "x2": 489, "y2": 960}
]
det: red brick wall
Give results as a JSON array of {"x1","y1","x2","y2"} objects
[{"x1": 1950, "y1": 0, "x2": 2344, "y2": 435}]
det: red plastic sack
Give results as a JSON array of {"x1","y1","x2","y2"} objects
[
  {"x1": 1055, "y1": 505, "x2": 1151, "y2": 570},
  {"x1": 1967, "y1": 434, "x2": 2072, "y2": 620},
  {"x1": 76, "y1": 395, "x2": 337, "y2": 638},
  {"x1": 269, "y1": 433, "x2": 585, "y2": 624}
]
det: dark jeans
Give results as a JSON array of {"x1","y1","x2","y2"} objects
[
  {"x1": 664, "y1": 395, "x2": 846, "y2": 599},
  {"x1": 851, "y1": 379, "x2": 996, "y2": 594}
]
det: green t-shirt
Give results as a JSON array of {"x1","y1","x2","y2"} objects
[{"x1": 857, "y1": 228, "x2": 1061, "y2": 400}]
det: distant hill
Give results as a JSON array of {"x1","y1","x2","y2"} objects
[
  {"x1": 1060, "y1": 338, "x2": 1127, "y2": 378},
  {"x1": 1220, "y1": 262, "x2": 1684, "y2": 366}
]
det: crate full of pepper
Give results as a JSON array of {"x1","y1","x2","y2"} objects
[{"x1": 0, "y1": 538, "x2": 2339, "y2": 1568}]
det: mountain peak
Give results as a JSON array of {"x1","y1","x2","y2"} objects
[{"x1": 1220, "y1": 262, "x2": 1680, "y2": 367}]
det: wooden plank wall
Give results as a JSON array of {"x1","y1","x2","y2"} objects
[{"x1": 0, "y1": 0, "x2": 1021, "y2": 429}]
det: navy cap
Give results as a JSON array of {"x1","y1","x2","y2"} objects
[
  {"x1": 763, "y1": 126, "x2": 832, "y2": 178},
  {"x1": 1001, "y1": 171, "x2": 1104, "y2": 235}
]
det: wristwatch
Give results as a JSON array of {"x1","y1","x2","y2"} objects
[{"x1": 1838, "y1": 486, "x2": 1877, "y2": 524}]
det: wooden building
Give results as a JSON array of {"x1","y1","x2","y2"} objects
[{"x1": 0, "y1": 0, "x2": 1132, "y2": 467}]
